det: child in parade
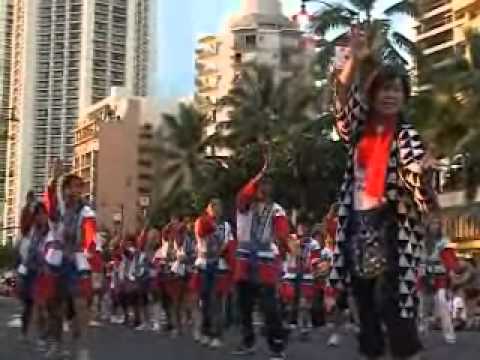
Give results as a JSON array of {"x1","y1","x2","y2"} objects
[
  {"x1": 169, "y1": 217, "x2": 196, "y2": 337},
  {"x1": 422, "y1": 216, "x2": 462, "y2": 344},
  {"x1": 16, "y1": 201, "x2": 51, "y2": 349},
  {"x1": 44, "y1": 168, "x2": 97, "y2": 360},
  {"x1": 192, "y1": 198, "x2": 235, "y2": 348},
  {"x1": 280, "y1": 222, "x2": 320, "y2": 340}
]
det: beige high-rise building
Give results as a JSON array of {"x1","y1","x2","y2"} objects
[
  {"x1": 416, "y1": 0, "x2": 480, "y2": 68},
  {"x1": 416, "y1": 1, "x2": 480, "y2": 256},
  {"x1": 4, "y1": 0, "x2": 150, "y2": 243},
  {"x1": 0, "y1": 0, "x2": 12, "y2": 242},
  {"x1": 73, "y1": 95, "x2": 155, "y2": 235},
  {"x1": 195, "y1": 0, "x2": 304, "y2": 156}
]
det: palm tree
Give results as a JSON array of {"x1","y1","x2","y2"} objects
[
  {"x1": 152, "y1": 104, "x2": 218, "y2": 202},
  {"x1": 219, "y1": 64, "x2": 345, "y2": 217},
  {"x1": 220, "y1": 64, "x2": 315, "y2": 154},
  {"x1": 310, "y1": 0, "x2": 420, "y2": 73}
]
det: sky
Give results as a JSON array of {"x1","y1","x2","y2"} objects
[{"x1": 151, "y1": 0, "x2": 413, "y2": 101}]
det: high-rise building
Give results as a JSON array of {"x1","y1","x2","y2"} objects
[
  {"x1": 195, "y1": 0, "x2": 304, "y2": 156},
  {"x1": 4, "y1": 0, "x2": 150, "y2": 243},
  {"x1": 416, "y1": 1, "x2": 480, "y2": 256},
  {"x1": 73, "y1": 95, "x2": 155, "y2": 235},
  {"x1": 0, "y1": 0, "x2": 12, "y2": 242},
  {"x1": 416, "y1": 0, "x2": 480, "y2": 69}
]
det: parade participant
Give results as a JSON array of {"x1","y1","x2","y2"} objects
[
  {"x1": 132, "y1": 228, "x2": 153, "y2": 331},
  {"x1": 311, "y1": 222, "x2": 333, "y2": 322},
  {"x1": 148, "y1": 226, "x2": 165, "y2": 332},
  {"x1": 168, "y1": 217, "x2": 196, "y2": 337},
  {"x1": 279, "y1": 222, "x2": 320, "y2": 340},
  {"x1": 192, "y1": 198, "x2": 235, "y2": 348},
  {"x1": 20, "y1": 191, "x2": 36, "y2": 238},
  {"x1": 16, "y1": 202, "x2": 50, "y2": 344},
  {"x1": 423, "y1": 217, "x2": 461, "y2": 344},
  {"x1": 117, "y1": 234, "x2": 148, "y2": 329},
  {"x1": 151, "y1": 218, "x2": 180, "y2": 334},
  {"x1": 87, "y1": 240, "x2": 104, "y2": 325},
  {"x1": 139, "y1": 226, "x2": 162, "y2": 331},
  {"x1": 44, "y1": 167, "x2": 97, "y2": 360},
  {"x1": 232, "y1": 151, "x2": 290, "y2": 360},
  {"x1": 106, "y1": 238, "x2": 124, "y2": 324},
  {"x1": 326, "y1": 28, "x2": 437, "y2": 360}
]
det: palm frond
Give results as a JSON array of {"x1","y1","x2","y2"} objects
[
  {"x1": 311, "y1": 5, "x2": 357, "y2": 35},
  {"x1": 349, "y1": 0, "x2": 376, "y2": 13},
  {"x1": 382, "y1": 41, "x2": 408, "y2": 65},
  {"x1": 384, "y1": 0, "x2": 419, "y2": 18},
  {"x1": 391, "y1": 31, "x2": 417, "y2": 56}
]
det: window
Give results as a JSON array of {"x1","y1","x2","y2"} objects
[
  {"x1": 140, "y1": 132, "x2": 153, "y2": 140},
  {"x1": 245, "y1": 35, "x2": 256, "y2": 49},
  {"x1": 138, "y1": 159, "x2": 152, "y2": 167},
  {"x1": 234, "y1": 53, "x2": 242, "y2": 64}
]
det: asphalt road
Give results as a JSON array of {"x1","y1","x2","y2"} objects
[{"x1": 0, "y1": 297, "x2": 478, "y2": 360}]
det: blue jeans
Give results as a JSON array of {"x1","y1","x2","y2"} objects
[{"x1": 200, "y1": 263, "x2": 223, "y2": 338}]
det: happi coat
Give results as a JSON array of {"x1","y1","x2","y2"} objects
[{"x1": 328, "y1": 83, "x2": 435, "y2": 319}]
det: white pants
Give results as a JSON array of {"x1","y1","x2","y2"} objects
[{"x1": 435, "y1": 288, "x2": 455, "y2": 341}]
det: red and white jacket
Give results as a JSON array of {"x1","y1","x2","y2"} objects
[
  {"x1": 282, "y1": 237, "x2": 321, "y2": 284},
  {"x1": 419, "y1": 236, "x2": 459, "y2": 290},
  {"x1": 42, "y1": 179, "x2": 97, "y2": 274},
  {"x1": 235, "y1": 176, "x2": 289, "y2": 285},
  {"x1": 195, "y1": 214, "x2": 235, "y2": 273}
]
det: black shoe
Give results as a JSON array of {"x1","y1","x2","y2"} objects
[
  {"x1": 269, "y1": 351, "x2": 286, "y2": 360},
  {"x1": 231, "y1": 344, "x2": 255, "y2": 356}
]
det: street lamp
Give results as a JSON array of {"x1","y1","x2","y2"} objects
[
  {"x1": 112, "y1": 204, "x2": 124, "y2": 236},
  {"x1": 139, "y1": 196, "x2": 150, "y2": 223}
]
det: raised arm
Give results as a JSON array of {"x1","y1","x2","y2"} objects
[{"x1": 236, "y1": 149, "x2": 269, "y2": 212}]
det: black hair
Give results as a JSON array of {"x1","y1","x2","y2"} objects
[
  {"x1": 367, "y1": 64, "x2": 411, "y2": 102},
  {"x1": 32, "y1": 202, "x2": 48, "y2": 216},
  {"x1": 62, "y1": 174, "x2": 83, "y2": 191}
]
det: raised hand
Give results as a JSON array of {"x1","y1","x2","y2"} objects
[
  {"x1": 52, "y1": 158, "x2": 64, "y2": 180},
  {"x1": 349, "y1": 26, "x2": 370, "y2": 61}
]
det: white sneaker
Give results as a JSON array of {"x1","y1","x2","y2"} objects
[
  {"x1": 89, "y1": 320, "x2": 102, "y2": 327},
  {"x1": 135, "y1": 323, "x2": 148, "y2": 331},
  {"x1": 152, "y1": 321, "x2": 161, "y2": 332},
  {"x1": 210, "y1": 338, "x2": 222, "y2": 349},
  {"x1": 63, "y1": 322, "x2": 70, "y2": 333},
  {"x1": 445, "y1": 333, "x2": 456, "y2": 344},
  {"x1": 111, "y1": 315, "x2": 124, "y2": 324},
  {"x1": 327, "y1": 333, "x2": 341, "y2": 347},
  {"x1": 200, "y1": 335, "x2": 210, "y2": 346}
]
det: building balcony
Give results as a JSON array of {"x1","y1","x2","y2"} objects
[
  {"x1": 417, "y1": 21, "x2": 454, "y2": 41},
  {"x1": 423, "y1": 39, "x2": 457, "y2": 55},
  {"x1": 195, "y1": 48, "x2": 217, "y2": 60}
]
